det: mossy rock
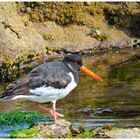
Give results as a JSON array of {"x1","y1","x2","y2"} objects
[
  {"x1": 16, "y1": 2, "x2": 140, "y2": 37},
  {"x1": 67, "y1": 124, "x2": 111, "y2": 138},
  {"x1": 103, "y1": 3, "x2": 140, "y2": 37},
  {"x1": 89, "y1": 27, "x2": 108, "y2": 41},
  {"x1": 10, "y1": 124, "x2": 108, "y2": 138},
  {"x1": 16, "y1": 2, "x2": 106, "y2": 26},
  {"x1": 9, "y1": 119, "x2": 71, "y2": 138}
]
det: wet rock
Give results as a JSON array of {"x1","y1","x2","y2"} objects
[
  {"x1": 63, "y1": 45, "x2": 80, "y2": 53},
  {"x1": 105, "y1": 128, "x2": 140, "y2": 138},
  {"x1": 9, "y1": 119, "x2": 71, "y2": 138},
  {"x1": 8, "y1": 119, "x2": 71, "y2": 138},
  {"x1": 99, "y1": 40, "x2": 129, "y2": 49},
  {"x1": 34, "y1": 119, "x2": 71, "y2": 138}
]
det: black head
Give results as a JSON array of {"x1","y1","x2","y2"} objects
[
  {"x1": 63, "y1": 54, "x2": 103, "y2": 82},
  {"x1": 63, "y1": 54, "x2": 83, "y2": 71}
]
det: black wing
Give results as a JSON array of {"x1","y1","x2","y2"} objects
[{"x1": 28, "y1": 62, "x2": 72, "y2": 89}]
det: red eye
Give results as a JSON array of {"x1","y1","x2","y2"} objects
[{"x1": 77, "y1": 61, "x2": 81, "y2": 66}]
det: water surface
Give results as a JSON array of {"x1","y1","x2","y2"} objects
[{"x1": 0, "y1": 48, "x2": 140, "y2": 132}]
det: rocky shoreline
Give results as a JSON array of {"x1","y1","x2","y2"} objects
[
  {"x1": 9, "y1": 120, "x2": 140, "y2": 138},
  {"x1": 0, "y1": 38, "x2": 140, "y2": 83},
  {"x1": 1, "y1": 110, "x2": 140, "y2": 138},
  {"x1": 0, "y1": 2, "x2": 140, "y2": 82}
]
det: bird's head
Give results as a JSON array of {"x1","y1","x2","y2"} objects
[{"x1": 63, "y1": 54, "x2": 103, "y2": 82}]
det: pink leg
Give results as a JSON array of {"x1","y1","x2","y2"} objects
[
  {"x1": 36, "y1": 103, "x2": 64, "y2": 117},
  {"x1": 52, "y1": 101, "x2": 63, "y2": 125},
  {"x1": 49, "y1": 109, "x2": 64, "y2": 117}
]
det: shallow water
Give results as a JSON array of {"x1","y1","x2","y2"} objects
[{"x1": 0, "y1": 48, "x2": 140, "y2": 134}]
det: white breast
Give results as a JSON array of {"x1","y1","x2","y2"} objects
[{"x1": 12, "y1": 72, "x2": 77, "y2": 103}]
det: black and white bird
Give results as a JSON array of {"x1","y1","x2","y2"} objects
[{"x1": 0, "y1": 54, "x2": 103, "y2": 125}]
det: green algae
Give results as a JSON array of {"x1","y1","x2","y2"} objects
[
  {"x1": 0, "y1": 110, "x2": 47, "y2": 126},
  {"x1": 9, "y1": 129, "x2": 39, "y2": 138},
  {"x1": 0, "y1": 110, "x2": 50, "y2": 138}
]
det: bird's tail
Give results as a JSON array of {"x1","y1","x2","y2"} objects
[{"x1": 0, "y1": 77, "x2": 30, "y2": 101}]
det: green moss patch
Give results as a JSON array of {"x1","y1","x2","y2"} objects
[
  {"x1": 0, "y1": 110, "x2": 48, "y2": 128},
  {"x1": 9, "y1": 129, "x2": 39, "y2": 138}
]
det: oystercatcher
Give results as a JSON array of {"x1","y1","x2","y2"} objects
[{"x1": 0, "y1": 54, "x2": 103, "y2": 125}]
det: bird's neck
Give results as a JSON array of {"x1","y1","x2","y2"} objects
[{"x1": 64, "y1": 62, "x2": 79, "y2": 84}]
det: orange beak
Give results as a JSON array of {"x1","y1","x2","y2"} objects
[{"x1": 80, "y1": 66, "x2": 103, "y2": 82}]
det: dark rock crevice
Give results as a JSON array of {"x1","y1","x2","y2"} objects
[{"x1": 2, "y1": 21, "x2": 20, "y2": 39}]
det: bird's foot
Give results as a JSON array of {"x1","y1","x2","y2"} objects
[
  {"x1": 49, "y1": 109, "x2": 64, "y2": 117},
  {"x1": 56, "y1": 112, "x2": 64, "y2": 117},
  {"x1": 54, "y1": 120, "x2": 63, "y2": 126}
]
